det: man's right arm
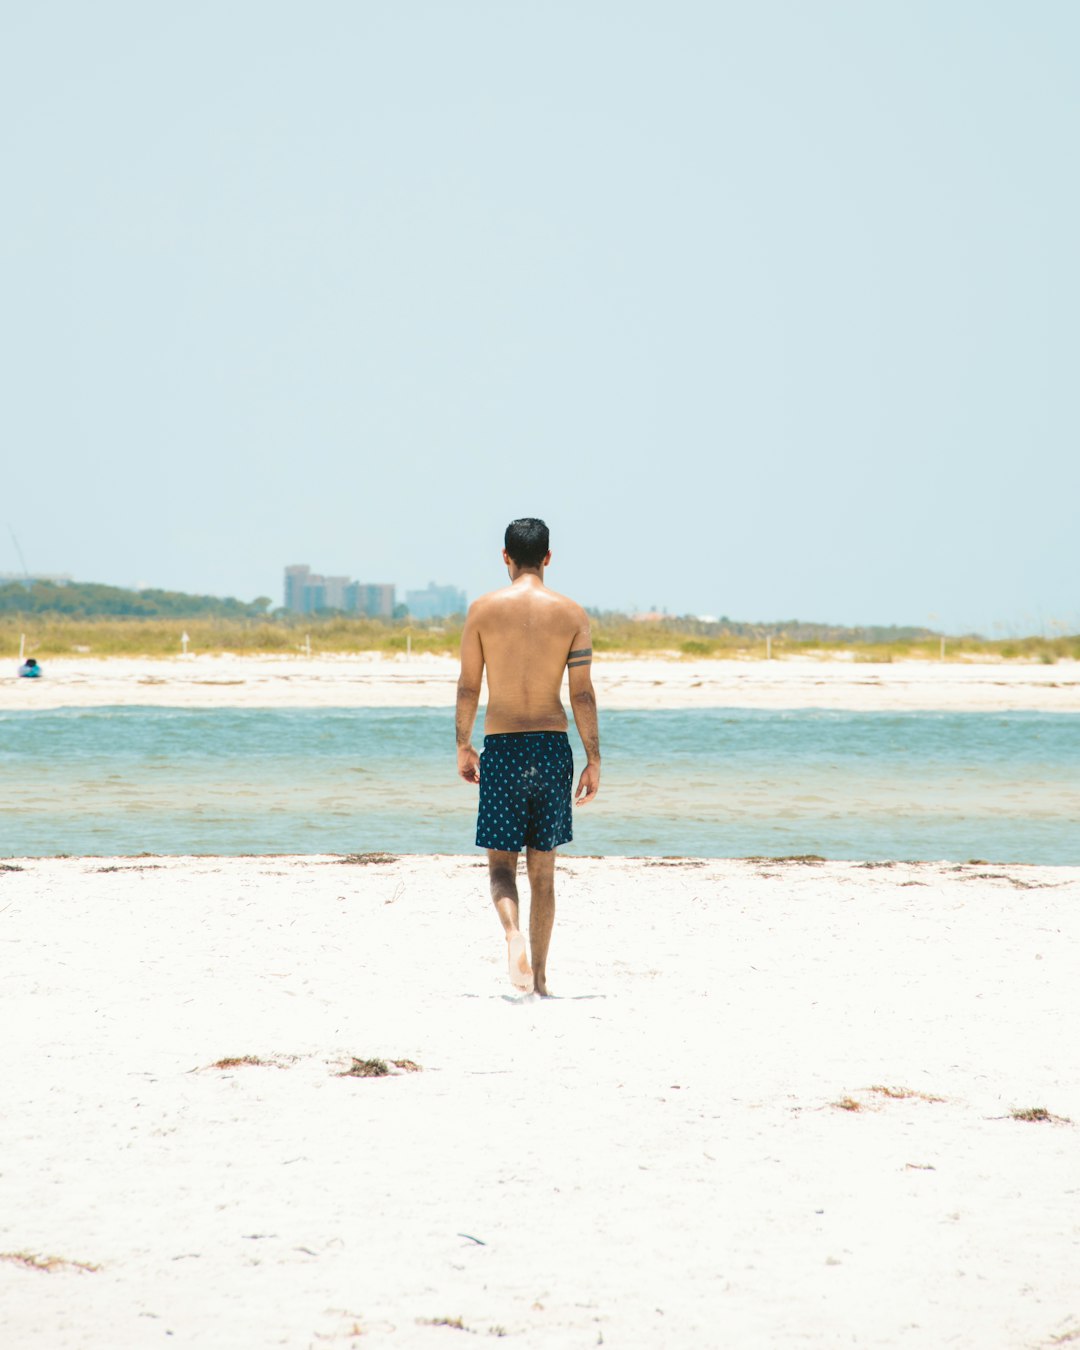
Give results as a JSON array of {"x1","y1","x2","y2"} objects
[
  {"x1": 456, "y1": 605, "x2": 484, "y2": 783},
  {"x1": 567, "y1": 619, "x2": 600, "y2": 804}
]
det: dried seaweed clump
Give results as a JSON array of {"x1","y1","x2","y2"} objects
[
  {"x1": 0, "y1": 1251, "x2": 100, "y2": 1274},
  {"x1": 1011, "y1": 1107, "x2": 1072, "y2": 1124},
  {"x1": 745, "y1": 854, "x2": 826, "y2": 865},
  {"x1": 336, "y1": 1057, "x2": 422, "y2": 1078},
  {"x1": 210, "y1": 1056, "x2": 276, "y2": 1070},
  {"x1": 869, "y1": 1085, "x2": 945, "y2": 1103},
  {"x1": 338, "y1": 1058, "x2": 389, "y2": 1078}
]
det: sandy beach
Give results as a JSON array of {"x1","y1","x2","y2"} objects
[
  {"x1": 3, "y1": 653, "x2": 1080, "y2": 712},
  {"x1": 2, "y1": 854, "x2": 1077, "y2": 1348}
]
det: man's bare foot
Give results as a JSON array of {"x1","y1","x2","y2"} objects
[
  {"x1": 534, "y1": 975, "x2": 550, "y2": 997},
  {"x1": 507, "y1": 932, "x2": 534, "y2": 993}
]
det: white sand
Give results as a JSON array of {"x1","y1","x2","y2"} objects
[
  {"x1": 2, "y1": 855, "x2": 1077, "y2": 1348},
  {"x1": 4, "y1": 652, "x2": 1079, "y2": 711}
]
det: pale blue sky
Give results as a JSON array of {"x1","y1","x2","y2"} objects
[{"x1": 3, "y1": 2, "x2": 1077, "y2": 634}]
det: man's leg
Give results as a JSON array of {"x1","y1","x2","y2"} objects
[
  {"x1": 487, "y1": 849, "x2": 533, "y2": 992},
  {"x1": 487, "y1": 849, "x2": 521, "y2": 932},
  {"x1": 526, "y1": 847, "x2": 557, "y2": 997}
]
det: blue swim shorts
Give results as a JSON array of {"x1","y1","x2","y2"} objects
[{"x1": 475, "y1": 731, "x2": 574, "y2": 853}]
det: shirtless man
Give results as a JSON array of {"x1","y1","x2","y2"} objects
[{"x1": 456, "y1": 518, "x2": 600, "y2": 996}]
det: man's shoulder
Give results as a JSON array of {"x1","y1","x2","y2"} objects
[
  {"x1": 541, "y1": 588, "x2": 589, "y2": 624},
  {"x1": 467, "y1": 587, "x2": 510, "y2": 615}
]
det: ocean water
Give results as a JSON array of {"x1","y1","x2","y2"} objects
[{"x1": 2, "y1": 707, "x2": 1078, "y2": 863}]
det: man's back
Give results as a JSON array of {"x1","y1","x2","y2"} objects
[{"x1": 464, "y1": 576, "x2": 589, "y2": 735}]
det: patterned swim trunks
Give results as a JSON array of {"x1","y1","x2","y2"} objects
[{"x1": 475, "y1": 731, "x2": 574, "y2": 852}]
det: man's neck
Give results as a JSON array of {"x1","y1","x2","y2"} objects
[{"x1": 509, "y1": 567, "x2": 544, "y2": 585}]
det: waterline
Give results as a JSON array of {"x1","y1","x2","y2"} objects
[{"x1": 2, "y1": 707, "x2": 1078, "y2": 863}]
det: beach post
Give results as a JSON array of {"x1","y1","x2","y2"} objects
[
  {"x1": 19, "y1": 632, "x2": 25, "y2": 662},
  {"x1": 940, "y1": 636, "x2": 946, "y2": 661},
  {"x1": 305, "y1": 633, "x2": 312, "y2": 659},
  {"x1": 766, "y1": 634, "x2": 772, "y2": 660},
  {"x1": 181, "y1": 631, "x2": 189, "y2": 656},
  {"x1": 406, "y1": 634, "x2": 411, "y2": 661}
]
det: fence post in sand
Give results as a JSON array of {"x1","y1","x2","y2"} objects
[
  {"x1": 766, "y1": 635, "x2": 772, "y2": 660},
  {"x1": 181, "y1": 631, "x2": 189, "y2": 656},
  {"x1": 19, "y1": 633, "x2": 25, "y2": 662},
  {"x1": 305, "y1": 634, "x2": 312, "y2": 659},
  {"x1": 940, "y1": 637, "x2": 946, "y2": 661},
  {"x1": 406, "y1": 634, "x2": 411, "y2": 662}
]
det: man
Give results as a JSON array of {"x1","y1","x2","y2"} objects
[{"x1": 456, "y1": 518, "x2": 600, "y2": 997}]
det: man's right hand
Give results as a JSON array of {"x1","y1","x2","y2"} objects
[
  {"x1": 575, "y1": 761, "x2": 600, "y2": 805},
  {"x1": 457, "y1": 745, "x2": 480, "y2": 784}
]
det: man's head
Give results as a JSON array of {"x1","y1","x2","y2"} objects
[{"x1": 503, "y1": 517, "x2": 550, "y2": 571}]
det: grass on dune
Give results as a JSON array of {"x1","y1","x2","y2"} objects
[
  {"x1": 670, "y1": 633, "x2": 1080, "y2": 663},
  {"x1": 0, "y1": 616, "x2": 459, "y2": 659},
  {"x1": 2, "y1": 615, "x2": 1078, "y2": 663}
]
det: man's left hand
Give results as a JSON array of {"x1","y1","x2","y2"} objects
[
  {"x1": 575, "y1": 762, "x2": 600, "y2": 805},
  {"x1": 458, "y1": 745, "x2": 480, "y2": 784}
]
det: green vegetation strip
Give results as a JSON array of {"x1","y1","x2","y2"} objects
[{"x1": 2, "y1": 582, "x2": 1076, "y2": 660}]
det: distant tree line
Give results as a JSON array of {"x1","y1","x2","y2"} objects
[
  {"x1": 2, "y1": 581, "x2": 944, "y2": 641},
  {"x1": 0, "y1": 580, "x2": 273, "y2": 620},
  {"x1": 584, "y1": 609, "x2": 941, "y2": 643}
]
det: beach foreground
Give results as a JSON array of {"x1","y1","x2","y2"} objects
[
  {"x1": 2, "y1": 855, "x2": 1077, "y2": 1348},
  {"x1": 3, "y1": 653, "x2": 1079, "y2": 712}
]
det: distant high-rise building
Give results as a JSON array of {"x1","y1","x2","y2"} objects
[
  {"x1": 320, "y1": 575, "x2": 350, "y2": 611},
  {"x1": 284, "y1": 565, "x2": 311, "y2": 612},
  {"x1": 344, "y1": 582, "x2": 395, "y2": 619},
  {"x1": 405, "y1": 581, "x2": 467, "y2": 620},
  {"x1": 284, "y1": 565, "x2": 395, "y2": 617}
]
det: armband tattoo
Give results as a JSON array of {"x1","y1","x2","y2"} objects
[{"x1": 567, "y1": 646, "x2": 592, "y2": 669}]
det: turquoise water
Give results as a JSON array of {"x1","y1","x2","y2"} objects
[{"x1": 2, "y1": 707, "x2": 1078, "y2": 862}]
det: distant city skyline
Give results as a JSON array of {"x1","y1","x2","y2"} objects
[
  {"x1": 4, "y1": 5, "x2": 1077, "y2": 638},
  {"x1": 283, "y1": 565, "x2": 395, "y2": 619},
  {"x1": 282, "y1": 567, "x2": 467, "y2": 621}
]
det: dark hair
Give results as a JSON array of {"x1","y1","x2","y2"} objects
[{"x1": 504, "y1": 518, "x2": 550, "y2": 568}]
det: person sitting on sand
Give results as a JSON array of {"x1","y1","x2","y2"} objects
[
  {"x1": 456, "y1": 517, "x2": 600, "y2": 996},
  {"x1": 18, "y1": 657, "x2": 41, "y2": 678}
]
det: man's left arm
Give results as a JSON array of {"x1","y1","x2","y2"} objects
[
  {"x1": 456, "y1": 607, "x2": 484, "y2": 784},
  {"x1": 567, "y1": 619, "x2": 600, "y2": 805}
]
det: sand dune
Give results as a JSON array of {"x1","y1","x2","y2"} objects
[
  {"x1": 1, "y1": 855, "x2": 1076, "y2": 1348},
  {"x1": 4, "y1": 652, "x2": 1079, "y2": 711}
]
